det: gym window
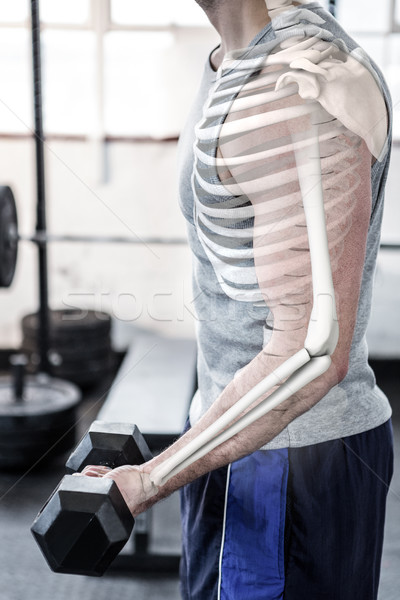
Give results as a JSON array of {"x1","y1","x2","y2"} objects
[
  {"x1": 0, "y1": 0, "x2": 399, "y2": 140},
  {"x1": 0, "y1": 0, "x2": 216, "y2": 139}
]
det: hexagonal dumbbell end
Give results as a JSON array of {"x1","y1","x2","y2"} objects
[
  {"x1": 31, "y1": 474, "x2": 134, "y2": 576},
  {"x1": 65, "y1": 421, "x2": 153, "y2": 473},
  {"x1": 31, "y1": 422, "x2": 153, "y2": 576}
]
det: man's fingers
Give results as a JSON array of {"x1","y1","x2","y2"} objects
[{"x1": 72, "y1": 465, "x2": 112, "y2": 477}]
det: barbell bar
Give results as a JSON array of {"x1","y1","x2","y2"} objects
[
  {"x1": 17, "y1": 232, "x2": 188, "y2": 246},
  {"x1": 2, "y1": 182, "x2": 400, "y2": 289},
  {"x1": 0, "y1": 185, "x2": 187, "y2": 289}
]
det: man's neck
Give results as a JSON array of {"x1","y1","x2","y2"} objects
[{"x1": 202, "y1": 0, "x2": 272, "y2": 70}]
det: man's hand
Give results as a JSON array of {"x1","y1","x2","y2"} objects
[{"x1": 77, "y1": 464, "x2": 159, "y2": 517}]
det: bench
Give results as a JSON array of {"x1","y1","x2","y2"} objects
[{"x1": 97, "y1": 326, "x2": 197, "y2": 573}]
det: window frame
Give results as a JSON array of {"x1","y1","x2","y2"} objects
[
  {"x1": 0, "y1": 0, "x2": 211, "y2": 140},
  {"x1": 1, "y1": 0, "x2": 398, "y2": 138},
  {"x1": 392, "y1": 0, "x2": 400, "y2": 32}
]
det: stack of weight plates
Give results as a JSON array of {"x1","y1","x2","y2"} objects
[
  {"x1": 21, "y1": 309, "x2": 114, "y2": 388},
  {"x1": 0, "y1": 373, "x2": 80, "y2": 469}
]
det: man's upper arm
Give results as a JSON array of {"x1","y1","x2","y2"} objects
[{"x1": 215, "y1": 45, "x2": 387, "y2": 392}]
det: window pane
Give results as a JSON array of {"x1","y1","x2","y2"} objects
[
  {"x1": 386, "y1": 35, "x2": 400, "y2": 140},
  {"x1": 337, "y1": 0, "x2": 391, "y2": 33},
  {"x1": 104, "y1": 31, "x2": 175, "y2": 136},
  {"x1": 351, "y1": 34, "x2": 387, "y2": 70},
  {"x1": 111, "y1": 0, "x2": 209, "y2": 27},
  {"x1": 171, "y1": 0, "x2": 210, "y2": 26},
  {"x1": 0, "y1": 29, "x2": 32, "y2": 133},
  {"x1": 104, "y1": 28, "x2": 219, "y2": 137},
  {"x1": 40, "y1": 0, "x2": 90, "y2": 25},
  {"x1": 42, "y1": 30, "x2": 96, "y2": 134},
  {"x1": 111, "y1": 0, "x2": 170, "y2": 26},
  {"x1": 395, "y1": 0, "x2": 400, "y2": 26},
  {"x1": 0, "y1": 0, "x2": 28, "y2": 23}
]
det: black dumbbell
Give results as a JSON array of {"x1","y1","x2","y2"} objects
[{"x1": 31, "y1": 421, "x2": 153, "y2": 577}]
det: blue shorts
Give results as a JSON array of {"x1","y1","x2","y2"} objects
[{"x1": 179, "y1": 419, "x2": 394, "y2": 600}]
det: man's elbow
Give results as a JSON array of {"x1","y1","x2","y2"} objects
[
  {"x1": 313, "y1": 352, "x2": 349, "y2": 395},
  {"x1": 330, "y1": 355, "x2": 349, "y2": 386}
]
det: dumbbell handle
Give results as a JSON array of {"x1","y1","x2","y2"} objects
[{"x1": 64, "y1": 421, "x2": 153, "y2": 474}]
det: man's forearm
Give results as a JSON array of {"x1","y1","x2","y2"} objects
[{"x1": 135, "y1": 358, "x2": 340, "y2": 516}]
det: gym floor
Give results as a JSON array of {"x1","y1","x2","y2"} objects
[{"x1": 0, "y1": 364, "x2": 399, "y2": 600}]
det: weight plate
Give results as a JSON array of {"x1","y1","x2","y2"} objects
[
  {"x1": 53, "y1": 356, "x2": 113, "y2": 373},
  {"x1": 0, "y1": 186, "x2": 18, "y2": 288},
  {"x1": 0, "y1": 429, "x2": 76, "y2": 469},
  {"x1": 0, "y1": 374, "x2": 81, "y2": 429},
  {"x1": 0, "y1": 374, "x2": 79, "y2": 469},
  {"x1": 21, "y1": 336, "x2": 112, "y2": 362},
  {"x1": 0, "y1": 413, "x2": 77, "y2": 440},
  {"x1": 0, "y1": 426, "x2": 76, "y2": 449},
  {"x1": 22, "y1": 309, "x2": 111, "y2": 339},
  {"x1": 21, "y1": 352, "x2": 114, "y2": 383},
  {"x1": 22, "y1": 329, "x2": 111, "y2": 349},
  {"x1": 0, "y1": 405, "x2": 77, "y2": 432},
  {"x1": 54, "y1": 353, "x2": 115, "y2": 371},
  {"x1": 53, "y1": 355, "x2": 115, "y2": 387}
]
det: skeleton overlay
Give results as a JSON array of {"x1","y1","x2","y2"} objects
[{"x1": 149, "y1": 2, "x2": 389, "y2": 487}]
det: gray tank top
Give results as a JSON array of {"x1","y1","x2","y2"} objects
[{"x1": 177, "y1": 1, "x2": 392, "y2": 449}]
